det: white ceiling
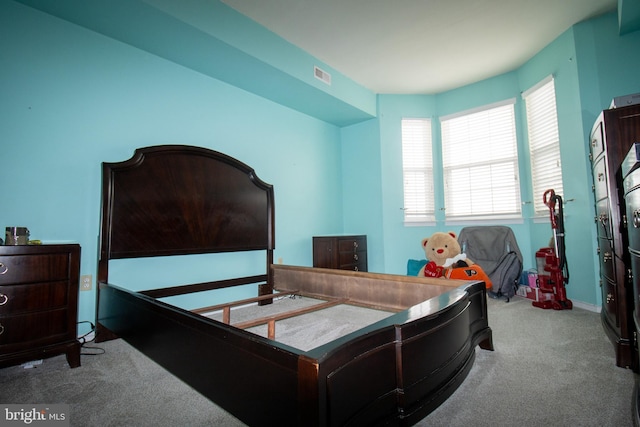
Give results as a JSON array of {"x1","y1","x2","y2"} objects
[{"x1": 222, "y1": 0, "x2": 617, "y2": 94}]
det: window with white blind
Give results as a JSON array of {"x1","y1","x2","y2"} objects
[
  {"x1": 440, "y1": 100, "x2": 521, "y2": 219},
  {"x1": 523, "y1": 76, "x2": 563, "y2": 215},
  {"x1": 401, "y1": 118, "x2": 434, "y2": 223}
]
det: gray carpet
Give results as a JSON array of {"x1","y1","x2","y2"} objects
[
  {"x1": 0, "y1": 296, "x2": 636, "y2": 426},
  {"x1": 424, "y1": 297, "x2": 636, "y2": 426}
]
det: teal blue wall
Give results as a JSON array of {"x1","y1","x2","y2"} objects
[
  {"x1": 340, "y1": 118, "x2": 386, "y2": 271},
  {"x1": 12, "y1": 0, "x2": 376, "y2": 127},
  {"x1": 3, "y1": 0, "x2": 640, "y2": 333},
  {"x1": 342, "y1": 11, "x2": 640, "y2": 308},
  {"x1": 575, "y1": 12, "x2": 640, "y2": 127},
  {"x1": 375, "y1": 95, "x2": 437, "y2": 273},
  {"x1": 1, "y1": 1, "x2": 346, "y2": 333}
]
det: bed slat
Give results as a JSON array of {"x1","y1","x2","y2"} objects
[{"x1": 232, "y1": 298, "x2": 347, "y2": 330}]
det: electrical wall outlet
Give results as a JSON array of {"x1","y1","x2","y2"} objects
[{"x1": 80, "y1": 275, "x2": 92, "y2": 291}]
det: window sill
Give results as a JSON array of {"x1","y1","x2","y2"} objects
[
  {"x1": 404, "y1": 219, "x2": 436, "y2": 227},
  {"x1": 532, "y1": 215, "x2": 550, "y2": 223},
  {"x1": 445, "y1": 216, "x2": 524, "y2": 226}
]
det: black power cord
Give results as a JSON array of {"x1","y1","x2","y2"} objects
[{"x1": 77, "y1": 320, "x2": 106, "y2": 356}]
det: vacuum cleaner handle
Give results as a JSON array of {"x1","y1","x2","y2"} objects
[{"x1": 543, "y1": 189, "x2": 558, "y2": 229}]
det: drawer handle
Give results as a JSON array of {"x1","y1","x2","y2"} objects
[
  {"x1": 592, "y1": 138, "x2": 598, "y2": 147},
  {"x1": 607, "y1": 293, "x2": 614, "y2": 304},
  {"x1": 0, "y1": 263, "x2": 6, "y2": 275},
  {"x1": 0, "y1": 323, "x2": 3, "y2": 336},
  {"x1": 603, "y1": 251, "x2": 612, "y2": 262},
  {"x1": 354, "y1": 254, "x2": 359, "y2": 261},
  {"x1": 634, "y1": 209, "x2": 640, "y2": 228},
  {"x1": 598, "y1": 172, "x2": 605, "y2": 182},
  {"x1": 353, "y1": 241, "x2": 359, "y2": 249},
  {"x1": 0, "y1": 293, "x2": 7, "y2": 305}
]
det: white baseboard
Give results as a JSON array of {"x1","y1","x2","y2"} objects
[{"x1": 571, "y1": 300, "x2": 600, "y2": 313}]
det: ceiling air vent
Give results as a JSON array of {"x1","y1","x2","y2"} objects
[{"x1": 314, "y1": 66, "x2": 331, "y2": 85}]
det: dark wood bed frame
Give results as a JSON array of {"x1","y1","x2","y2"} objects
[{"x1": 96, "y1": 145, "x2": 493, "y2": 426}]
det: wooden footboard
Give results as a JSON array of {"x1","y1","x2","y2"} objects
[{"x1": 97, "y1": 266, "x2": 492, "y2": 426}]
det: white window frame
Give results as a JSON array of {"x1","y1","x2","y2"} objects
[
  {"x1": 401, "y1": 118, "x2": 434, "y2": 224},
  {"x1": 523, "y1": 76, "x2": 564, "y2": 215},
  {"x1": 440, "y1": 99, "x2": 522, "y2": 220}
]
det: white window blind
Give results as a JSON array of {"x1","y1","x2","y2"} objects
[
  {"x1": 523, "y1": 76, "x2": 564, "y2": 214},
  {"x1": 440, "y1": 100, "x2": 521, "y2": 219},
  {"x1": 401, "y1": 118, "x2": 434, "y2": 222}
]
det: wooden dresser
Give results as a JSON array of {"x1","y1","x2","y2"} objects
[
  {"x1": 313, "y1": 235, "x2": 367, "y2": 272},
  {"x1": 590, "y1": 104, "x2": 640, "y2": 369},
  {"x1": 0, "y1": 244, "x2": 81, "y2": 368},
  {"x1": 622, "y1": 143, "x2": 640, "y2": 424}
]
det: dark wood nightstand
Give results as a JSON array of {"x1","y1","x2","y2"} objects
[
  {"x1": 313, "y1": 235, "x2": 367, "y2": 272},
  {"x1": 0, "y1": 244, "x2": 81, "y2": 368}
]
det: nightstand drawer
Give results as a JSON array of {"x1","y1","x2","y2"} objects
[
  {"x1": 338, "y1": 251, "x2": 365, "y2": 264},
  {"x1": 338, "y1": 249, "x2": 367, "y2": 266},
  {"x1": 0, "y1": 244, "x2": 80, "y2": 369},
  {"x1": 0, "y1": 253, "x2": 71, "y2": 285},
  {"x1": 0, "y1": 281, "x2": 69, "y2": 315},
  {"x1": 338, "y1": 259, "x2": 367, "y2": 271},
  {"x1": 338, "y1": 237, "x2": 366, "y2": 252},
  {"x1": 0, "y1": 309, "x2": 70, "y2": 348}
]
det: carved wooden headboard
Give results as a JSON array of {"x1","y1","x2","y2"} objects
[{"x1": 97, "y1": 145, "x2": 275, "y2": 296}]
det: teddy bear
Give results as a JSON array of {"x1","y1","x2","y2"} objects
[{"x1": 417, "y1": 231, "x2": 471, "y2": 278}]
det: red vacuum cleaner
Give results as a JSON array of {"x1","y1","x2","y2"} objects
[{"x1": 533, "y1": 189, "x2": 572, "y2": 310}]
